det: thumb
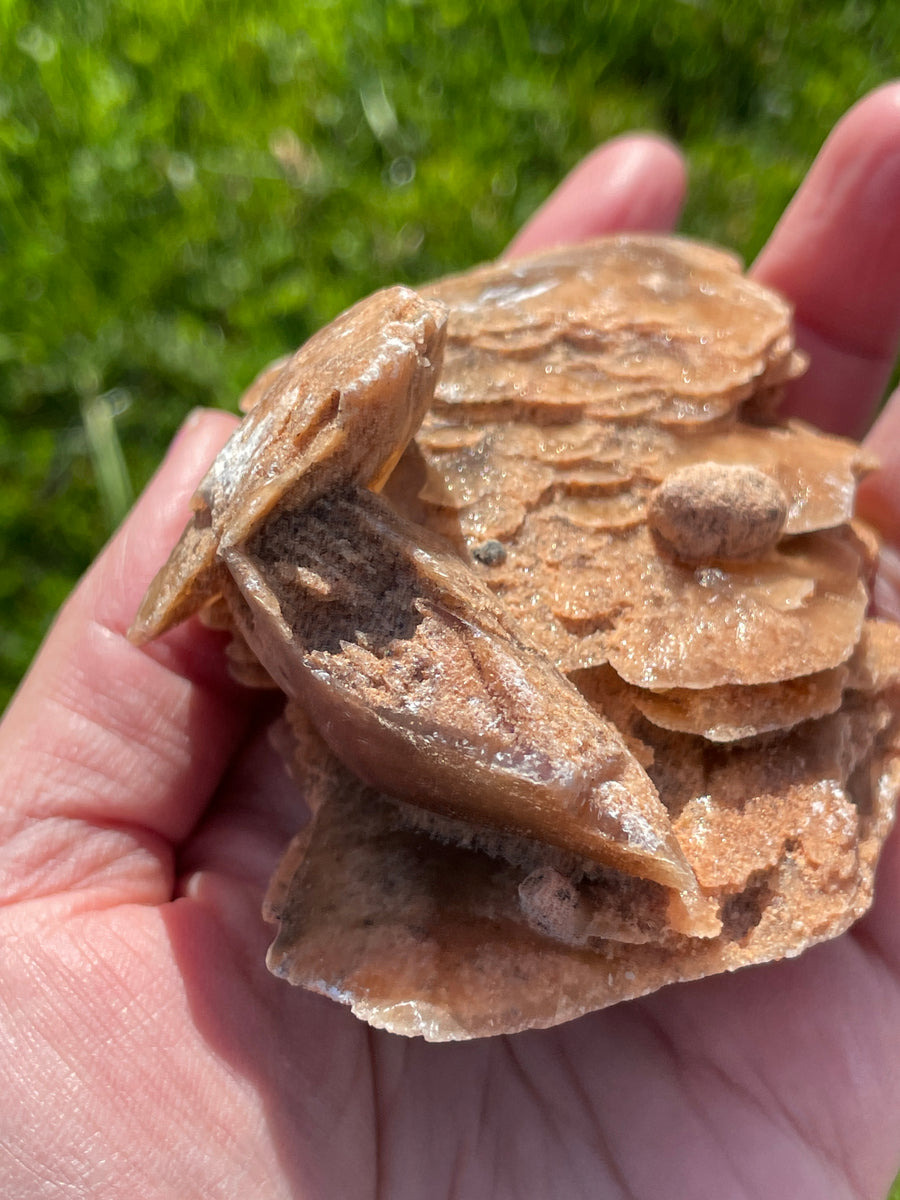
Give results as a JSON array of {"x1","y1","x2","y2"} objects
[{"x1": 0, "y1": 408, "x2": 263, "y2": 906}]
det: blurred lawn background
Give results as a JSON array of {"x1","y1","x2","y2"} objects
[{"x1": 1, "y1": 0, "x2": 899, "y2": 730}]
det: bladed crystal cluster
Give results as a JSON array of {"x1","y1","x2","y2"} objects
[{"x1": 132, "y1": 236, "x2": 900, "y2": 1040}]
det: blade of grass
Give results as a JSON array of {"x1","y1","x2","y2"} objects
[{"x1": 80, "y1": 393, "x2": 133, "y2": 530}]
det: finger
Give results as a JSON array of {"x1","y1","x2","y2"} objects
[
  {"x1": 0, "y1": 410, "x2": 262, "y2": 896},
  {"x1": 843, "y1": 383, "x2": 900, "y2": 979},
  {"x1": 752, "y1": 82, "x2": 900, "y2": 437},
  {"x1": 506, "y1": 133, "x2": 687, "y2": 258},
  {"x1": 859, "y1": 384, "x2": 900, "y2": 543},
  {"x1": 175, "y1": 720, "x2": 309, "y2": 899},
  {"x1": 855, "y1": 385, "x2": 900, "y2": 621}
]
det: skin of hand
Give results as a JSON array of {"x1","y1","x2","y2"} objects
[{"x1": 2, "y1": 83, "x2": 900, "y2": 1200}]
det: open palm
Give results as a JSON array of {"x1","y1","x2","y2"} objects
[{"x1": 3, "y1": 85, "x2": 900, "y2": 1200}]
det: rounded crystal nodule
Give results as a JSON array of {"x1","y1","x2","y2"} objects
[{"x1": 648, "y1": 462, "x2": 788, "y2": 562}]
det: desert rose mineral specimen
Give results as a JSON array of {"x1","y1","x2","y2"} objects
[{"x1": 132, "y1": 235, "x2": 900, "y2": 1041}]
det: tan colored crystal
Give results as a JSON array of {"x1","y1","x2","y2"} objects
[
  {"x1": 420, "y1": 236, "x2": 796, "y2": 427},
  {"x1": 264, "y1": 675, "x2": 900, "y2": 1039},
  {"x1": 225, "y1": 487, "x2": 699, "y2": 899},
  {"x1": 602, "y1": 526, "x2": 868, "y2": 689},
  {"x1": 129, "y1": 286, "x2": 447, "y2": 644},
  {"x1": 647, "y1": 463, "x2": 788, "y2": 561},
  {"x1": 665, "y1": 420, "x2": 875, "y2": 535},
  {"x1": 133, "y1": 234, "x2": 900, "y2": 1040},
  {"x1": 628, "y1": 667, "x2": 849, "y2": 742}
]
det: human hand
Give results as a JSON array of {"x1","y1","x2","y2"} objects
[{"x1": 3, "y1": 84, "x2": 900, "y2": 1200}]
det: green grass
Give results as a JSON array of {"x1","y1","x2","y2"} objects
[{"x1": 2, "y1": 0, "x2": 899, "y2": 706}]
